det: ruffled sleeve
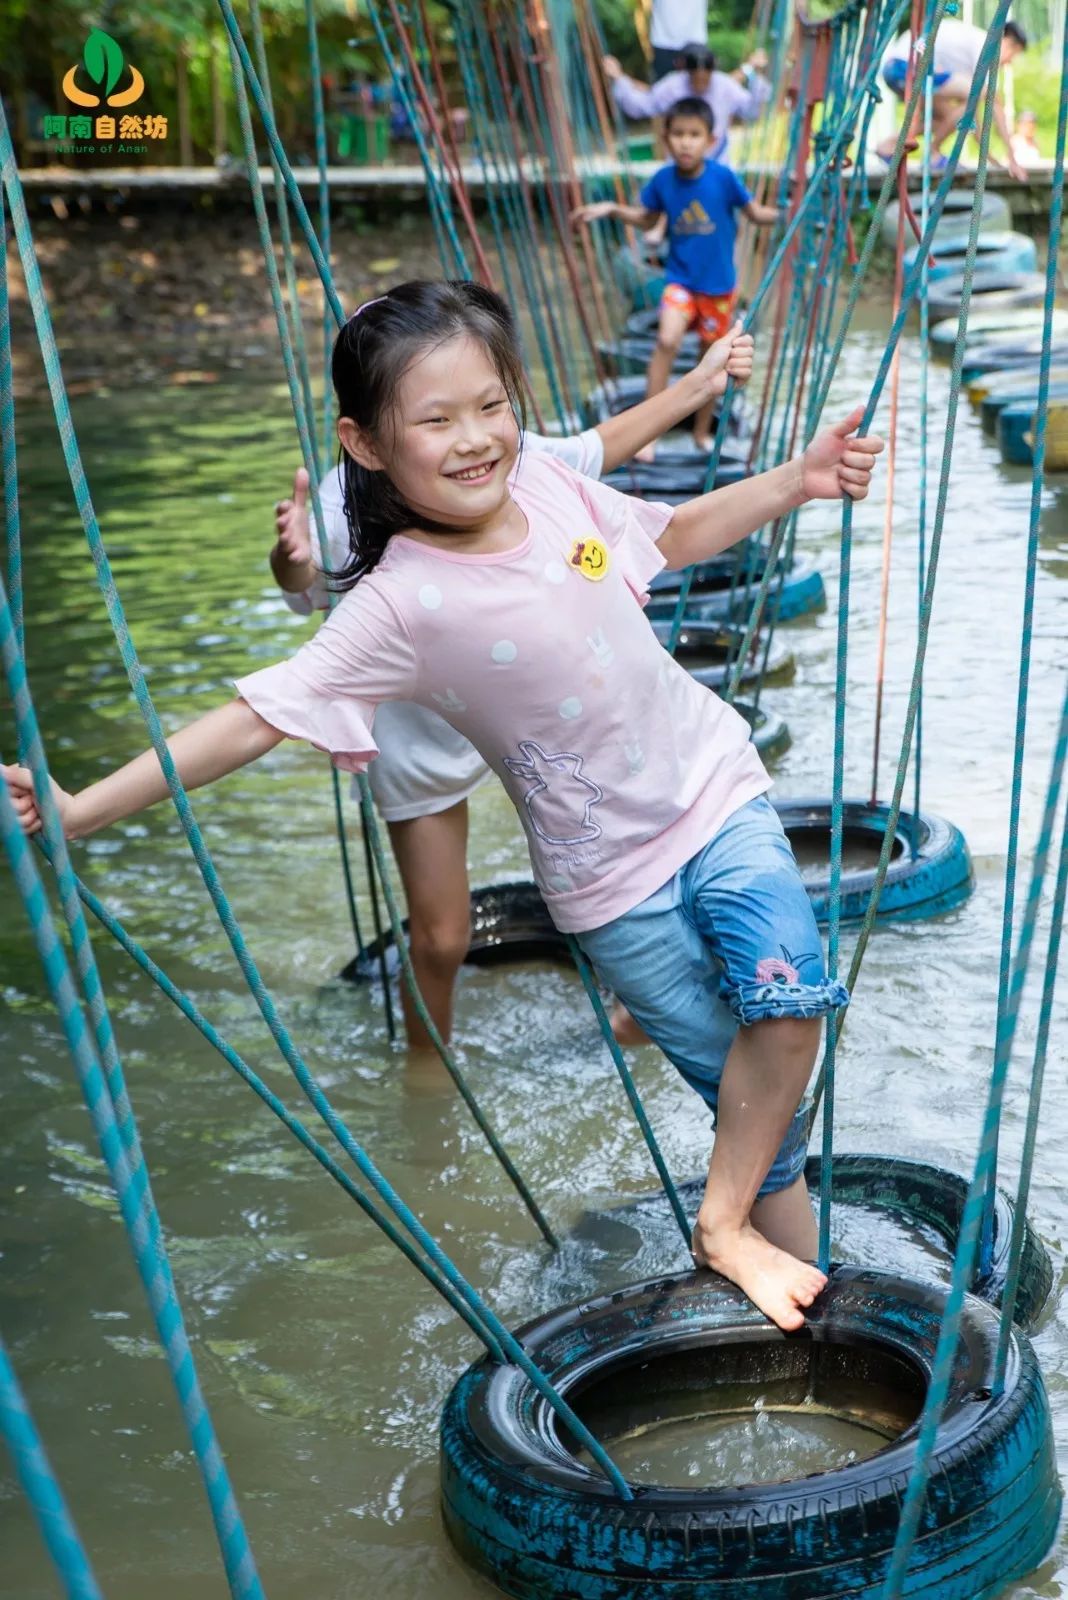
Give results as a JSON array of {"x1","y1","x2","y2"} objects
[
  {"x1": 569, "y1": 467, "x2": 672, "y2": 603},
  {"x1": 235, "y1": 577, "x2": 416, "y2": 773}
]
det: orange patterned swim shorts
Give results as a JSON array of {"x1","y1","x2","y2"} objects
[{"x1": 661, "y1": 283, "x2": 737, "y2": 347}]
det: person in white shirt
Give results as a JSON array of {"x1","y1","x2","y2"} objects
[
  {"x1": 269, "y1": 328, "x2": 753, "y2": 1051},
  {"x1": 648, "y1": 0, "x2": 710, "y2": 80},
  {"x1": 604, "y1": 42, "x2": 772, "y2": 164},
  {"x1": 875, "y1": 18, "x2": 1028, "y2": 181}
]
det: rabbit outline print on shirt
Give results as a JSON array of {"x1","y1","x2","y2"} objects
[{"x1": 502, "y1": 740, "x2": 604, "y2": 846}]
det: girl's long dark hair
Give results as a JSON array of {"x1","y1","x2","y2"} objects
[{"x1": 329, "y1": 279, "x2": 527, "y2": 589}]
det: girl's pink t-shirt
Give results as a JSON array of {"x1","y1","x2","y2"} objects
[{"x1": 236, "y1": 450, "x2": 769, "y2": 932}]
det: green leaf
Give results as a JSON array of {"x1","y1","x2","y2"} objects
[{"x1": 83, "y1": 28, "x2": 125, "y2": 97}]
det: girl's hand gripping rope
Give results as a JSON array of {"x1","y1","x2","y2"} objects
[{"x1": 801, "y1": 407, "x2": 884, "y2": 502}]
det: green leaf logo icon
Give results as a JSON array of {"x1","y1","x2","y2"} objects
[{"x1": 83, "y1": 28, "x2": 125, "y2": 98}]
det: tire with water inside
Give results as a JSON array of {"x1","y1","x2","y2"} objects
[
  {"x1": 773, "y1": 796, "x2": 973, "y2": 924},
  {"x1": 441, "y1": 1265, "x2": 1060, "y2": 1599}
]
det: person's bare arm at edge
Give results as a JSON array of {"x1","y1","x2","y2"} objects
[
  {"x1": 2, "y1": 699, "x2": 285, "y2": 841},
  {"x1": 656, "y1": 407, "x2": 884, "y2": 570},
  {"x1": 572, "y1": 197, "x2": 661, "y2": 230},
  {"x1": 594, "y1": 322, "x2": 755, "y2": 472}
]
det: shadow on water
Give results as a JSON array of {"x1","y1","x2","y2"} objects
[{"x1": 2, "y1": 324, "x2": 1068, "y2": 1597}]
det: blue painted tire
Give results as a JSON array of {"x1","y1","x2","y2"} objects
[
  {"x1": 596, "y1": 1154, "x2": 1052, "y2": 1329},
  {"x1": 646, "y1": 558, "x2": 826, "y2": 625},
  {"x1": 905, "y1": 230, "x2": 1037, "y2": 285},
  {"x1": 983, "y1": 382, "x2": 1068, "y2": 437},
  {"x1": 441, "y1": 1266, "x2": 1060, "y2": 1599},
  {"x1": 773, "y1": 797, "x2": 974, "y2": 924},
  {"x1": 997, "y1": 401, "x2": 1037, "y2": 466},
  {"x1": 881, "y1": 188, "x2": 1011, "y2": 248}
]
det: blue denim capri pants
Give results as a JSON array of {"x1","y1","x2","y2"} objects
[{"x1": 575, "y1": 795, "x2": 850, "y2": 1196}]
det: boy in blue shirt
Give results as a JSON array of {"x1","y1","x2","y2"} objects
[{"x1": 575, "y1": 97, "x2": 780, "y2": 453}]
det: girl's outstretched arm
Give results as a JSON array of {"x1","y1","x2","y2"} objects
[
  {"x1": 2, "y1": 699, "x2": 285, "y2": 840},
  {"x1": 656, "y1": 407, "x2": 884, "y2": 571}
]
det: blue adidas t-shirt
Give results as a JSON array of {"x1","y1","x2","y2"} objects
[{"x1": 639, "y1": 160, "x2": 752, "y2": 296}]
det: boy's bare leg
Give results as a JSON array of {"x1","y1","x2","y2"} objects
[
  {"x1": 692, "y1": 391, "x2": 718, "y2": 452},
  {"x1": 610, "y1": 1000, "x2": 651, "y2": 1046},
  {"x1": 387, "y1": 800, "x2": 471, "y2": 1055},
  {"x1": 636, "y1": 304, "x2": 690, "y2": 462},
  {"x1": 692, "y1": 1015, "x2": 827, "y2": 1330}
]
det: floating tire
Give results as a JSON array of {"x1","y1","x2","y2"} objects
[
  {"x1": 597, "y1": 335, "x2": 696, "y2": 379},
  {"x1": 881, "y1": 187, "x2": 1011, "y2": 248},
  {"x1": 602, "y1": 458, "x2": 750, "y2": 499},
  {"x1": 931, "y1": 297, "x2": 1068, "y2": 352},
  {"x1": 773, "y1": 796, "x2": 973, "y2": 924},
  {"x1": 441, "y1": 1265, "x2": 1060, "y2": 1600},
  {"x1": 981, "y1": 379, "x2": 1068, "y2": 435},
  {"x1": 583, "y1": 372, "x2": 751, "y2": 444},
  {"x1": 963, "y1": 338, "x2": 1068, "y2": 387},
  {"x1": 591, "y1": 1153, "x2": 1052, "y2": 1329},
  {"x1": 905, "y1": 229, "x2": 1037, "y2": 285},
  {"x1": 925, "y1": 271, "x2": 1050, "y2": 330},
  {"x1": 648, "y1": 558, "x2": 825, "y2": 626},
  {"x1": 653, "y1": 620, "x2": 796, "y2": 682}
]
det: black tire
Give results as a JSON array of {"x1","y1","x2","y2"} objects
[
  {"x1": 339, "y1": 879, "x2": 569, "y2": 983},
  {"x1": 773, "y1": 796, "x2": 973, "y2": 924},
  {"x1": 881, "y1": 188, "x2": 1011, "y2": 248},
  {"x1": 647, "y1": 559, "x2": 825, "y2": 627},
  {"x1": 583, "y1": 373, "x2": 751, "y2": 444},
  {"x1": 926, "y1": 271, "x2": 1046, "y2": 327},
  {"x1": 651, "y1": 620, "x2": 796, "y2": 683},
  {"x1": 442, "y1": 1266, "x2": 1060, "y2": 1599},
  {"x1": 594, "y1": 1154, "x2": 1052, "y2": 1330},
  {"x1": 734, "y1": 699, "x2": 791, "y2": 762},
  {"x1": 602, "y1": 458, "x2": 749, "y2": 497}
]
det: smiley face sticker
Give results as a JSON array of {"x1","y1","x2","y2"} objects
[{"x1": 568, "y1": 536, "x2": 610, "y2": 582}]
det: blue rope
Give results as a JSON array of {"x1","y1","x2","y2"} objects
[
  {"x1": 978, "y1": 3, "x2": 1068, "y2": 1274},
  {"x1": 567, "y1": 937, "x2": 692, "y2": 1249},
  {"x1": 0, "y1": 1332, "x2": 104, "y2": 1600},
  {"x1": 0, "y1": 187, "x2": 20, "y2": 663},
  {"x1": 994, "y1": 680, "x2": 1068, "y2": 1380},
  {"x1": 0, "y1": 606, "x2": 263, "y2": 1600}
]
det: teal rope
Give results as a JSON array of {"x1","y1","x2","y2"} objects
[
  {"x1": 302, "y1": 0, "x2": 334, "y2": 469},
  {"x1": 356, "y1": 783, "x2": 557, "y2": 1248},
  {"x1": 1, "y1": 94, "x2": 554, "y2": 1283},
  {"x1": 247, "y1": 0, "x2": 320, "y2": 466},
  {"x1": 0, "y1": 621, "x2": 263, "y2": 1600},
  {"x1": 53, "y1": 842, "x2": 505, "y2": 1359},
  {"x1": 225, "y1": 36, "x2": 370, "y2": 984},
  {"x1": 0, "y1": 1332, "x2": 104, "y2": 1600},
  {"x1": 220, "y1": 47, "x2": 538, "y2": 1206},
  {"x1": 0, "y1": 189, "x2": 19, "y2": 663},
  {"x1": 993, "y1": 681, "x2": 1068, "y2": 1380},
  {"x1": 877, "y1": 28, "x2": 1023, "y2": 1595},
  {"x1": 567, "y1": 937, "x2": 691, "y2": 1249},
  {"x1": 979, "y1": 5, "x2": 1068, "y2": 1274},
  {"x1": 817, "y1": 7, "x2": 1013, "y2": 1276}
]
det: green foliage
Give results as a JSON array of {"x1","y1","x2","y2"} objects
[{"x1": 706, "y1": 26, "x2": 751, "y2": 68}]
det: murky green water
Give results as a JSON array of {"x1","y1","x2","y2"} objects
[{"x1": 2, "y1": 321, "x2": 1068, "y2": 1598}]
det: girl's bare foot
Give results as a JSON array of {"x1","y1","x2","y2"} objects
[
  {"x1": 693, "y1": 433, "x2": 714, "y2": 453},
  {"x1": 692, "y1": 1215, "x2": 827, "y2": 1331},
  {"x1": 610, "y1": 1001, "x2": 650, "y2": 1047}
]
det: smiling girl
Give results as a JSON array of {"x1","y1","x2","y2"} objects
[{"x1": 3, "y1": 279, "x2": 883, "y2": 1331}]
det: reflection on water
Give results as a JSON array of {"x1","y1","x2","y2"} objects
[{"x1": 2, "y1": 322, "x2": 1068, "y2": 1599}]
